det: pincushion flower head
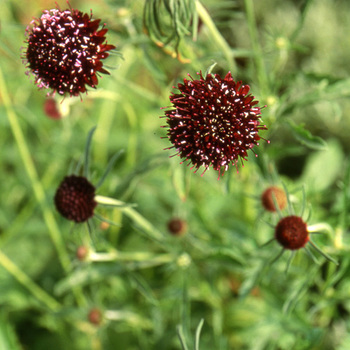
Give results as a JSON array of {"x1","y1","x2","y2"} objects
[
  {"x1": 24, "y1": 4, "x2": 116, "y2": 97},
  {"x1": 54, "y1": 127, "x2": 124, "y2": 225},
  {"x1": 263, "y1": 186, "x2": 337, "y2": 270},
  {"x1": 162, "y1": 71, "x2": 268, "y2": 177},
  {"x1": 55, "y1": 175, "x2": 97, "y2": 223}
]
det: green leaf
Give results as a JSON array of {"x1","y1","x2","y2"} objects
[
  {"x1": 287, "y1": 120, "x2": 327, "y2": 150},
  {"x1": 301, "y1": 138, "x2": 344, "y2": 191},
  {"x1": 127, "y1": 272, "x2": 159, "y2": 305},
  {"x1": 206, "y1": 246, "x2": 246, "y2": 266},
  {"x1": 0, "y1": 315, "x2": 22, "y2": 350}
]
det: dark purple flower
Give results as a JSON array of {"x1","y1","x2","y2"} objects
[
  {"x1": 162, "y1": 72, "x2": 268, "y2": 177},
  {"x1": 54, "y1": 175, "x2": 97, "y2": 223},
  {"x1": 24, "y1": 4, "x2": 115, "y2": 96}
]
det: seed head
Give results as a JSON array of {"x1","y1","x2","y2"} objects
[
  {"x1": 24, "y1": 4, "x2": 115, "y2": 96},
  {"x1": 88, "y1": 308, "x2": 103, "y2": 326},
  {"x1": 261, "y1": 186, "x2": 287, "y2": 212},
  {"x1": 163, "y1": 72, "x2": 267, "y2": 176},
  {"x1": 167, "y1": 217, "x2": 187, "y2": 236},
  {"x1": 54, "y1": 175, "x2": 97, "y2": 223},
  {"x1": 275, "y1": 215, "x2": 309, "y2": 250},
  {"x1": 76, "y1": 245, "x2": 89, "y2": 261}
]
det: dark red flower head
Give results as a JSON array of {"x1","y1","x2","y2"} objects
[
  {"x1": 54, "y1": 175, "x2": 97, "y2": 223},
  {"x1": 275, "y1": 215, "x2": 309, "y2": 250},
  {"x1": 162, "y1": 72, "x2": 267, "y2": 176},
  {"x1": 24, "y1": 4, "x2": 115, "y2": 96}
]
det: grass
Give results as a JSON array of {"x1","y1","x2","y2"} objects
[{"x1": 1, "y1": 0, "x2": 350, "y2": 349}]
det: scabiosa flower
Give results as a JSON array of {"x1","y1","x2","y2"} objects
[
  {"x1": 275, "y1": 215, "x2": 309, "y2": 250},
  {"x1": 54, "y1": 127, "x2": 124, "y2": 226},
  {"x1": 162, "y1": 71, "x2": 268, "y2": 177},
  {"x1": 54, "y1": 175, "x2": 97, "y2": 223},
  {"x1": 263, "y1": 186, "x2": 337, "y2": 269},
  {"x1": 24, "y1": 4, "x2": 115, "y2": 96}
]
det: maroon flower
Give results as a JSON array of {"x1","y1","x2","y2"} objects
[
  {"x1": 162, "y1": 72, "x2": 267, "y2": 177},
  {"x1": 262, "y1": 188, "x2": 337, "y2": 267},
  {"x1": 54, "y1": 175, "x2": 97, "y2": 223},
  {"x1": 24, "y1": 4, "x2": 115, "y2": 96},
  {"x1": 275, "y1": 215, "x2": 309, "y2": 250}
]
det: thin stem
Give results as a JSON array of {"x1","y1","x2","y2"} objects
[
  {"x1": 177, "y1": 324, "x2": 190, "y2": 350},
  {"x1": 95, "y1": 195, "x2": 164, "y2": 241},
  {"x1": 195, "y1": 0, "x2": 237, "y2": 72},
  {"x1": 282, "y1": 182, "x2": 294, "y2": 216},
  {"x1": 195, "y1": 319, "x2": 205, "y2": 350},
  {"x1": 84, "y1": 126, "x2": 97, "y2": 179},
  {"x1": 94, "y1": 83, "x2": 119, "y2": 165},
  {"x1": 300, "y1": 184, "x2": 306, "y2": 218},
  {"x1": 309, "y1": 240, "x2": 338, "y2": 265},
  {"x1": 243, "y1": 0, "x2": 269, "y2": 95},
  {"x1": 0, "y1": 65, "x2": 85, "y2": 307},
  {"x1": 270, "y1": 248, "x2": 285, "y2": 265},
  {"x1": 0, "y1": 67, "x2": 68, "y2": 272},
  {"x1": 304, "y1": 245, "x2": 319, "y2": 264},
  {"x1": 285, "y1": 251, "x2": 296, "y2": 273},
  {"x1": 260, "y1": 237, "x2": 275, "y2": 248},
  {"x1": 0, "y1": 251, "x2": 60, "y2": 311}
]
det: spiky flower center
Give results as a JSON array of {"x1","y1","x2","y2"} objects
[
  {"x1": 275, "y1": 215, "x2": 309, "y2": 250},
  {"x1": 261, "y1": 186, "x2": 287, "y2": 212},
  {"x1": 163, "y1": 72, "x2": 267, "y2": 176},
  {"x1": 25, "y1": 6, "x2": 115, "y2": 96},
  {"x1": 54, "y1": 175, "x2": 97, "y2": 223}
]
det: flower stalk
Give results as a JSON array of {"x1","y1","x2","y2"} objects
[{"x1": 195, "y1": 0, "x2": 237, "y2": 72}]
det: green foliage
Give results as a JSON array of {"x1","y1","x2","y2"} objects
[{"x1": 1, "y1": 0, "x2": 350, "y2": 349}]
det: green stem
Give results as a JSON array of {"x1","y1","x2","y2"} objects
[
  {"x1": 0, "y1": 251, "x2": 60, "y2": 311},
  {"x1": 195, "y1": 0, "x2": 237, "y2": 72},
  {"x1": 88, "y1": 250, "x2": 173, "y2": 264},
  {"x1": 0, "y1": 66, "x2": 85, "y2": 306},
  {"x1": 95, "y1": 195, "x2": 164, "y2": 241},
  {"x1": 244, "y1": 0, "x2": 269, "y2": 95},
  {"x1": 94, "y1": 82, "x2": 120, "y2": 165}
]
